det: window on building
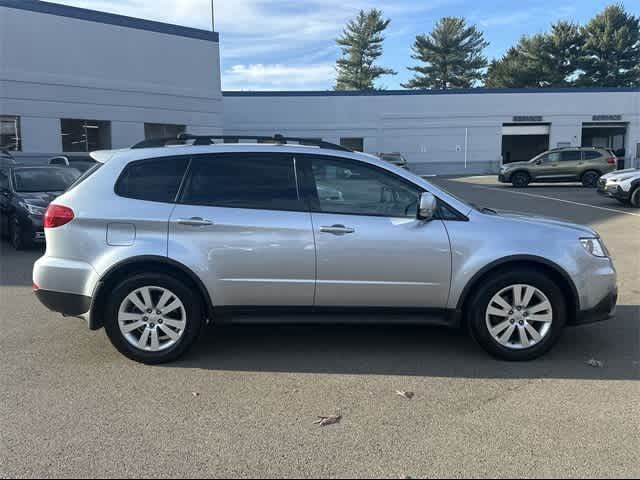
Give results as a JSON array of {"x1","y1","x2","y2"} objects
[
  {"x1": 144, "y1": 123, "x2": 186, "y2": 141},
  {"x1": 0, "y1": 116, "x2": 21, "y2": 151},
  {"x1": 340, "y1": 137, "x2": 364, "y2": 152},
  {"x1": 116, "y1": 157, "x2": 189, "y2": 203},
  {"x1": 180, "y1": 153, "x2": 301, "y2": 211},
  {"x1": 61, "y1": 119, "x2": 111, "y2": 152}
]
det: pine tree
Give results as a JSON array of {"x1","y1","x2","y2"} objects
[
  {"x1": 577, "y1": 4, "x2": 640, "y2": 87},
  {"x1": 545, "y1": 21, "x2": 582, "y2": 86},
  {"x1": 486, "y1": 34, "x2": 553, "y2": 88},
  {"x1": 334, "y1": 9, "x2": 396, "y2": 91},
  {"x1": 403, "y1": 17, "x2": 488, "y2": 89}
]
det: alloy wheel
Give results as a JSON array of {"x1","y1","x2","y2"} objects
[
  {"x1": 485, "y1": 284, "x2": 553, "y2": 350},
  {"x1": 118, "y1": 286, "x2": 187, "y2": 352}
]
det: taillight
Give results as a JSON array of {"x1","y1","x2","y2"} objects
[
  {"x1": 606, "y1": 157, "x2": 616, "y2": 164},
  {"x1": 43, "y1": 204, "x2": 75, "y2": 228},
  {"x1": 32, "y1": 282, "x2": 39, "y2": 291}
]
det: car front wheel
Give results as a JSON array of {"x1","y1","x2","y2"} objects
[
  {"x1": 468, "y1": 269, "x2": 566, "y2": 361},
  {"x1": 104, "y1": 273, "x2": 203, "y2": 364},
  {"x1": 511, "y1": 172, "x2": 530, "y2": 188},
  {"x1": 630, "y1": 186, "x2": 640, "y2": 208}
]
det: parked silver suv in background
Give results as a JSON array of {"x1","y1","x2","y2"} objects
[{"x1": 33, "y1": 135, "x2": 617, "y2": 364}]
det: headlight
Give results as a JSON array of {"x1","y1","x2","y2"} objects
[
  {"x1": 580, "y1": 237, "x2": 608, "y2": 258},
  {"x1": 20, "y1": 202, "x2": 46, "y2": 216}
]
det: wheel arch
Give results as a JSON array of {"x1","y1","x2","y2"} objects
[
  {"x1": 89, "y1": 255, "x2": 214, "y2": 330},
  {"x1": 456, "y1": 255, "x2": 579, "y2": 326}
]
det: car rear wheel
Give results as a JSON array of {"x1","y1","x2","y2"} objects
[
  {"x1": 104, "y1": 273, "x2": 203, "y2": 364},
  {"x1": 581, "y1": 170, "x2": 600, "y2": 188},
  {"x1": 467, "y1": 269, "x2": 566, "y2": 361},
  {"x1": 511, "y1": 172, "x2": 530, "y2": 188}
]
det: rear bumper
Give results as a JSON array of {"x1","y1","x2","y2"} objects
[
  {"x1": 498, "y1": 174, "x2": 508, "y2": 183},
  {"x1": 35, "y1": 289, "x2": 92, "y2": 316}
]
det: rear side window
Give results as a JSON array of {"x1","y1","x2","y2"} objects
[
  {"x1": 180, "y1": 153, "x2": 301, "y2": 211},
  {"x1": 116, "y1": 157, "x2": 189, "y2": 203},
  {"x1": 583, "y1": 151, "x2": 602, "y2": 160},
  {"x1": 560, "y1": 150, "x2": 581, "y2": 161}
]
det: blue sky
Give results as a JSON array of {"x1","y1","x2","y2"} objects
[{"x1": 55, "y1": 0, "x2": 638, "y2": 90}]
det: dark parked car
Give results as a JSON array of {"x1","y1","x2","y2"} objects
[
  {"x1": 48, "y1": 154, "x2": 97, "y2": 173},
  {"x1": 0, "y1": 166, "x2": 80, "y2": 249}
]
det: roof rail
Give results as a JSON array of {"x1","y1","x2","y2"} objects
[{"x1": 131, "y1": 134, "x2": 352, "y2": 152}]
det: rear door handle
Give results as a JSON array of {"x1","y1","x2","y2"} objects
[
  {"x1": 320, "y1": 224, "x2": 355, "y2": 235},
  {"x1": 177, "y1": 217, "x2": 214, "y2": 227}
]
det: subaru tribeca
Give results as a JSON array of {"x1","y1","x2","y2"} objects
[{"x1": 33, "y1": 135, "x2": 618, "y2": 364}]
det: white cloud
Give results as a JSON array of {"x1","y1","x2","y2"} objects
[{"x1": 223, "y1": 63, "x2": 336, "y2": 90}]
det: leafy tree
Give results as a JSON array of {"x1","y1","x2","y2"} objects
[
  {"x1": 577, "y1": 4, "x2": 640, "y2": 87},
  {"x1": 334, "y1": 9, "x2": 396, "y2": 90},
  {"x1": 403, "y1": 17, "x2": 489, "y2": 89}
]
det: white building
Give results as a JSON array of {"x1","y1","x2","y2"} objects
[
  {"x1": 223, "y1": 89, "x2": 640, "y2": 174},
  {"x1": 1, "y1": 0, "x2": 638, "y2": 174},
  {"x1": 0, "y1": 0, "x2": 222, "y2": 161}
]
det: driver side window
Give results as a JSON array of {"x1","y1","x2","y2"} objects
[{"x1": 308, "y1": 156, "x2": 421, "y2": 218}]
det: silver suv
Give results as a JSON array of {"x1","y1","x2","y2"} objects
[{"x1": 33, "y1": 135, "x2": 618, "y2": 364}]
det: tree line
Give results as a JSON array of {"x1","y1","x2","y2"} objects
[{"x1": 334, "y1": 4, "x2": 640, "y2": 90}]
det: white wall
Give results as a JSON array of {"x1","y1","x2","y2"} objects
[
  {"x1": 223, "y1": 90, "x2": 640, "y2": 174},
  {"x1": 0, "y1": 2, "x2": 222, "y2": 158}
]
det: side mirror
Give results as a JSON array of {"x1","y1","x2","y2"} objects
[{"x1": 418, "y1": 192, "x2": 437, "y2": 220}]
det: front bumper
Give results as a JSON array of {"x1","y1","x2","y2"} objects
[
  {"x1": 572, "y1": 287, "x2": 618, "y2": 325},
  {"x1": 610, "y1": 185, "x2": 631, "y2": 201},
  {"x1": 498, "y1": 173, "x2": 508, "y2": 183}
]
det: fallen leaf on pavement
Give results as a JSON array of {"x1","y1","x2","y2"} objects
[
  {"x1": 586, "y1": 359, "x2": 604, "y2": 368},
  {"x1": 314, "y1": 415, "x2": 341, "y2": 426},
  {"x1": 192, "y1": 392, "x2": 200, "y2": 397},
  {"x1": 396, "y1": 390, "x2": 415, "y2": 399}
]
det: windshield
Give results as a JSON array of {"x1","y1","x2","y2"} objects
[{"x1": 12, "y1": 168, "x2": 81, "y2": 193}]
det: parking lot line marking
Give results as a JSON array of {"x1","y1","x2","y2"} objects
[{"x1": 472, "y1": 186, "x2": 640, "y2": 218}]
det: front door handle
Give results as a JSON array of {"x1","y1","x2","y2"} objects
[
  {"x1": 320, "y1": 224, "x2": 355, "y2": 235},
  {"x1": 177, "y1": 217, "x2": 214, "y2": 227}
]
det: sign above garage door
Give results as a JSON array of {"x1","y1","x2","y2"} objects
[{"x1": 502, "y1": 124, "x2": 551, "y2": 136}]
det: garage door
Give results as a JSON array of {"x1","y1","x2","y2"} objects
[{"x1": 502, "y1": 124, "x2": 551, "y2": 136}]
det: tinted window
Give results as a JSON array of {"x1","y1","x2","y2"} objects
[
  {"x1": 12, "y1": 168, "x2": 81, "y2": 193},
  {"x1": 583, "y1": 151, "x2": 602, "y2": 160},
  {"x1": 180, "y1": 154, "x2": 300, "y2": 210},
  {"x1": 308, "y1": 156, "x2": 421, "y2": 217},
  {"x1": 560, "y1": 150, "x2": 581, "y2": 161},
  {"x1": 116, "y1": 157, "x2": 189, "y2": 203}
]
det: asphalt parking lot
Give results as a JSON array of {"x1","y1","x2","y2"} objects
[{"x1": 1, "y1": 176, "x2": 638, "y2": 478}]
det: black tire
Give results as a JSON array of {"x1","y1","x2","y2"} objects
[
  {"x1": 581, "y1": 170, "x2": 600, "y2": 188},
  {"x1": 104, "y1": 273, "x2": 203, "y2": 364},
  {"x1": 511, "y1": 171, "x2": 530, "y2": 188},
  {"x1": 467, "y1": 269, "x2": 567, "y2": 361},
  {"x1": 10, "y1": 216, "x2": 32, "y2": 250},
  {"x1": 630, "y1": 186, "x2": 640, "y2": 209}
]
